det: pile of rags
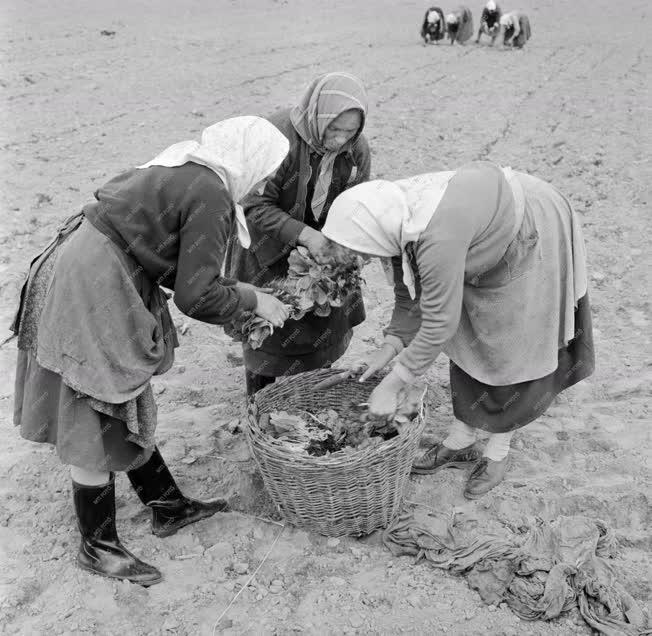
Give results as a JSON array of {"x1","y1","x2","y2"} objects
[{"x1": 383, "y1": 511, "x2": 649, "y2": 635}]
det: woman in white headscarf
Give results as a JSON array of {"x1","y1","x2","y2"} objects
[
  {"x1": 499, "y1": 11, "x2": 531, "y2": 48},
  {"x1": 322, "y1": 161, "x2": 594, "y2": 500},
  {"x1": 10, "y1": 116, "x2": 290, "y2": 586},
  {"x1": 476, "y1": 1, "x2": 502, "y2": 44},
  {"x1": 420, "y1": 6, "x2": 446, "y2": 45},
  {"x1": 445, "y1": 6, "x2": 474, "y2": 45}
]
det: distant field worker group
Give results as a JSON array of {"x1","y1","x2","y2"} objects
[{"x1": 421, "y1": 2, "x2": 531, "y2": 48}]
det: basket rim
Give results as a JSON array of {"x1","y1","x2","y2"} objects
[{"x1": 246, "y1": 368, "x2": 426, "y2": 467}]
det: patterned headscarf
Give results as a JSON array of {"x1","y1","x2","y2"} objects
[
  {"x1": 290, "y1": 72, "x2": 368, "y2": 220},
  {"x1": 137, "y1": 116, "x2": 289, "y2": 248}
]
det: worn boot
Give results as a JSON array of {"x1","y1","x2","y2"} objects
[
  {"x1": 127, "y1": 447, "x2": 228, "y2": 538},
  {"x1": 411, "y1": 442, "x2": 481, "y2": 474},
  {"x1": 73, "y1": 476, "x2": 162, "y2": 586},
  {"x1": 463, "y1": 457, "x2": 508, "y2": 499}
]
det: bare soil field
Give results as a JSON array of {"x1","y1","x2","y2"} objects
[{"x1": 0, "y1": 0, "x2": 650, "y2": 634}]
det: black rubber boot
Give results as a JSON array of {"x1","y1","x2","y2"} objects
[
  {"x1": 127, "y1": 447, "x2": 228, "y2": 538},
  {"x1": 73, "y1": 475, "x2": 162, "y2": 586}
]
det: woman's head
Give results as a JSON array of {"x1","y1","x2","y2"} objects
[
  {"x1": 138, "y1": 116, "x2": 289, "y2": 248},
  {"x1": 322, "y1": 171, "x2": 457, "y2": 299},
  {"x1": 321, "y1": 180, "x2": 406, "y2": 257},
  {"x1": 198, "y1": 116, "x2": 288, "y2": 204},
  {"x1": 291, "y1": 72, "x2": 368, "y2": 154}
]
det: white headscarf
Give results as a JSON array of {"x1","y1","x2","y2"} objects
[
  {"x1": 446, "y1": 13, "x2": 458, "y2": 24},
  {"x1": 322, "y1": 172, "x2": 455, "y2": 299},
  {"x1": 426, "y1": 10, "x2": 441, "y2": 23},
  {"x1": 486, "y1": 1, "x2": 497, "y2": 11},
  {"x1": 137, "y1": 116, "x2": 289, "y2": 248},
  {"x1": 499, "y1": 13, "x2": 513, "y2": 27}
]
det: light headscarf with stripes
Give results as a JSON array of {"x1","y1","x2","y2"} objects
[{"x1": 290, "y1": 72, "x2": 368, "y2": 220}]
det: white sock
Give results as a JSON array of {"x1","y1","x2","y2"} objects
[
  {"x1": 70, "y1": 466, "x2": 111, "y2": 486},
  {"x1": 443, "y1": 421, "x2": 478, "y2": 450},
  {"x1": 483, "y1": 432, "x2": 514, "y2": 461}
]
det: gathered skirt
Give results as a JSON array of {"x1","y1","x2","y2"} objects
[
  {"x1": 450, "y1": 293, "x2": 594, "y2": 433},
  {"x1": 12, "y1": 215, "x2": 175, "y2": 471},
  {"x1": 14, "y1": 350, "x2": 154, "y2": 471}
]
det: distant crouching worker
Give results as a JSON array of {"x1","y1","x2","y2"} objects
[
  {"x1": 500, "y1": 11, "x2": 531, "y2": 49},
  {"x1": 476, "y1": 1, "x2": 502, "y2": 45},
  {"x1": 446, "y1": 6, "x2": 474, "y2": 45},
  {"x1": 421, "y1": 7, "x2": 446, "y2": 45}
]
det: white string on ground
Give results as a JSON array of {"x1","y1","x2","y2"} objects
[
  {"x1": 211, "y1": 523, "x2": 285, "y2": 636},
  {"x1": 404, "y1": 499, "x2": 450, "y2": 517},
  {"x1": 251, "y1": 515, "x2": 284, "y2": 527}
]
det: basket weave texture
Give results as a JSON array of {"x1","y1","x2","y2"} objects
[{"x1": 247, "y1": 368, "x2": 425, "y2": 537}]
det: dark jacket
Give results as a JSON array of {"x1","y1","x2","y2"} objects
[
  {"x1": 225, "y1": 107, "x2": 371, "y2": 366},
  {"x1": 84, "y1": 164, "x2": 257, "y2": 324},
  {"x1": 421, "y1": 7, "x2": 446, "y2": 42},
  {"x1": 480, "y1": 7, "x2": 501, "y2": 31},
  {"x1": 226, "y1": 107, "x2": 371, "y2": 282}
]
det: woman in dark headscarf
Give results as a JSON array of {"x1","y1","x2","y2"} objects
[{"x1": 226, "y1": 72, "x2": 371, "y2": 396}]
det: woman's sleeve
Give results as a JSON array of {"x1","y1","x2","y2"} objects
[
  {"x1": 382, "y1": 255, "x2": 423, "y2": 353},
  {"x1": 351, "y1": 134, "x2": 372, "y2": 186},
  {"x1": 174, "y1": 176, "x2": 258, "y2": 324},
  {"x1": 393, "y1": 236, "x2": 468, "y2": 381},
  {"x1": 392, "y1": 165, "x2": 498, "y2": 381},
  {"x1": 512, "y1": 15, "x2": 521, "y2": 37},
  {"x1": 242, "y1": 152, "x2": 307, "y2": 246}
]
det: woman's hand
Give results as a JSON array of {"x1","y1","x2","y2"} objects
[
  {"x1": 253, "y1": 291, "x2": 290, "y2": 327},
  {"x1": 368, "y1": 371, "x2": 408, "y2": 420},
  {"x1": 358, "y1": 343, "x2": 398, "y2": 382},
  {"x1": 298, "y1": 227, "x2": 334, "y2": 264}
]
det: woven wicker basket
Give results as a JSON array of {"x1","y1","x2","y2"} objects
[{"x1": 246, "y1": 368, "x2": 425, "y2": 537}]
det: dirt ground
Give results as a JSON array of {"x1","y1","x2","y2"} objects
[{"x1": 0, "y1": 0, "x2": 650, "y2": 634}]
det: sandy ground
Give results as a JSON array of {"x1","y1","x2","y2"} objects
[{"x1": 1, "y1": 0, "x2": 650, "y2": 634}]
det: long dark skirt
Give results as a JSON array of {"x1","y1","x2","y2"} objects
[
  {"x1": 243, "y1": 322, "x2": 354, "y2": 379},
  {"x1": 450, "y1": 294, "x2": 594, "y2": 433},
  {"x1": 239, "y1": 255, "x2": 364, "y2": 378}
]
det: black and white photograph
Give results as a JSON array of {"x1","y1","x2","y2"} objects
[{"x1": 0, "y1": 0, "x2": 650, "y2": 634}]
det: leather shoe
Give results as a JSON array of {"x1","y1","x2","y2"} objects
[
  {"x1": 411, "y1": 442, "x2": 481, "y2": 474},
  {"x1": 463, "y1": 457, "x2": 508, "y2": 499}
]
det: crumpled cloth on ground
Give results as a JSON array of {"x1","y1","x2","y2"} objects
[{"x1": 382, "y1": 512, "x2": 650, "y2": 635}]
